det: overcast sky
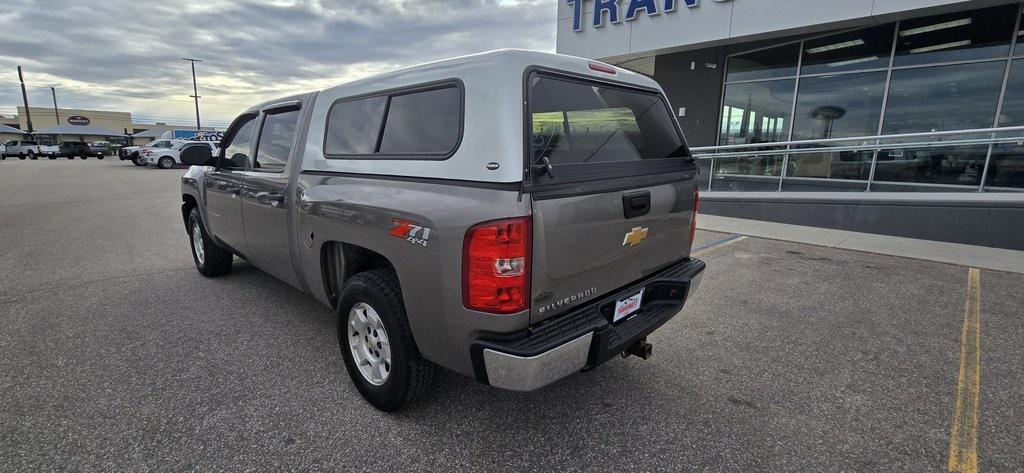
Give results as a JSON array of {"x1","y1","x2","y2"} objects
[{"x1": 0, "y1": 0, "x2": 556, "y2": 128}]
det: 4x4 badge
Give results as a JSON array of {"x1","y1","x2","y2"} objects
[
  {"x1": 622, "y1": 226, "x2": 649, "y2": 247},
  {"x1": 390, "y1": 219, "x2": 431, "y2": 247}
]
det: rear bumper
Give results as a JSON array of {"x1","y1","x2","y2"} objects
[{"x1": 473, "y1": 258, "x2": 705, "y2": 391}]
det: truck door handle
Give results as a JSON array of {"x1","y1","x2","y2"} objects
[
  {"x1": 256, "y1": 192, "x2": 285, "y2": 207},
  {"x1": 622, "y1": 191, "x2": 651, "y2": 219}
]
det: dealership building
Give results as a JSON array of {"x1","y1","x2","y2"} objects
[{"x1": 557, "y1": 0, "x2": 1024, "y2": 249}]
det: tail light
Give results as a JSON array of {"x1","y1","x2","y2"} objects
[
  {"x1": 689, "y1": 188, "x2": 700, "y2": 246},
  {"x1": 463, "y1": 217, "x2": 532, "y2": 314}
]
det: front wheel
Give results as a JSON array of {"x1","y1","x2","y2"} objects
[
  {"x1": 80, "y1": 155, "x2": 88, "y2": 160},
  {"x1": 48, "y1": 155, "x2": 56, "y2": 160},
  {"x1": 97, "y1": 155, "x2": 104, "y2": 160},
  {"x1": 187, "y1": 207, "x2": 233, "y2": 276},
  {"x1": 27, "y1": 151, "x2": 36, "y2": 160},
  {"x1": 338, "y1": 269, "x2": 436, "y2": 412},
  {"x1": 158, "y1": 157, "x2": 174, "y2": 169}
]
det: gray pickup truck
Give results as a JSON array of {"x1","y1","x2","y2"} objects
[{"x1": 180, "y1": 50, "x2": 705, "y2": 411}]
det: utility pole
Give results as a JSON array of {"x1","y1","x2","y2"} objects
[
  {"x1": 182, "y1": 58, "x2": 202, "y2": 130},
  {"x1": 17, "y1": 66, "x2": 33, "y2": 134},
  {"x1": 50, "y1": 87, "x2": 60, "y2": 125}
]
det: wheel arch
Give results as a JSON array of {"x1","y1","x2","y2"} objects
[{"x1": 320, "y1": 241, "x2": 398, "y2": 310}]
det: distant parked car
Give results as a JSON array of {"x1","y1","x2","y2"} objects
[
  {"x1": 121, "y1": 139, "x2": 182, "y2": 166},
  {"x1": 39, "y1": 144, "x2": 60, "y2": 158},
  {"x1": 2, "y1": 140, "x2": 44, "y2": 159},
  {"x1": 89, "y1": 141, "x2": 112, "y2": 156},
  {"x1": 140, "y1": 140, "x2": 217, "y2": 169},
  {"x1": 57, "y1": 141, "x2": 103, "y2": 159}
]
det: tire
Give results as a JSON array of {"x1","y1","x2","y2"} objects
[
  {"x1": 18, "y1": 153, "x2": 26, "y2": 160},
  {"x1": 80, "y1": 155, "x2": 88, "y2": 160},
  {"x1": 67, "y1": 155, "x2": 74, "y2": 160},
  {"x1": 48, "y1": 155, "x2": 56, "y2": 160},
  {"x1": 337, "y1": 269, "x2": 436, "y2": 412},
  {"x1": 27, "y1": 151, "x2": 36, "y2": 160},
  {"x1": 187, "y1": 207, "x2": 232, "y2": 277},
  {"x1": 132, "y1": 157, "x2": 145, "y2": 166},
  {"x1": 158, "y1": 157, "x2": 174, "y2": 169}
]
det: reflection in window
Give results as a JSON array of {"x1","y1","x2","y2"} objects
[
  {"x1": 998, "y1": 60, "x2": 1024, "y2": 127},
  {"x1": 882, "y1": 62, "x2": 1004, "y2": 134},
  {"x1": 986, "y1": 142, "x2": 1024, "y2": 190},
  {"x1": 1017, "y1": 9, "x2": 1024, "y2": 57},
  {"x1": 871, "y1": 145, "x2": 988, "y2": 190},
  {"x1": 786, "y1": 150, "x2": 873, "y2": 185},
  {"x1": 726, "y1": 43, "x2": 800, "y2": 82},
  {"x1": 254, "y1": 109, "x2": 299, "y2": 172},
  {"x1": 720, "y1": 79, "x2": 794, "y2": 145},
  {"x1": 793, "y1": 72, "x2": 886, "y2": 141},
  {"x1": 801, "y1": 24, "x2": 895, "y2": 75},
  {"x1": 894, "y1": 4, "x2": 1017, "y2": 67},
  {"x1": 379, "y1": 86, "x2": 461, "y2": 155},
  {"x1": 325, "y1": 96, "x2": 386, "y2": 155}
]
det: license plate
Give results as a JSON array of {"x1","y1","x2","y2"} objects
[{"x1": 613, "y1": 289, "x2": 645, "y2": 323}]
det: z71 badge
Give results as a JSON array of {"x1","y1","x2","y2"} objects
[{"x1": 390, "y1": 219, "x2": 432, "y2": 247}]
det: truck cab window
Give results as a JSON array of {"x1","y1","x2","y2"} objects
[
  {"x1": 220, "y1": 116, "x2": 257, "y2": 170},
  {"x1": 253, "y1": 109, "x2": 300, "y2": 172}
]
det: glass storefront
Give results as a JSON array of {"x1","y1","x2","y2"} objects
[{"x1": 712, "y1": 2, "x2": 1024, "y2": 192}]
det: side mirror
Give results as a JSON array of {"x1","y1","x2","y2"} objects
[{"x1": 181, "y1": 145, "x2": 214, "y2": 166}]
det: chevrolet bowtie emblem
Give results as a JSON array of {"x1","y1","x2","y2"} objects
[{"x1": 622, "y1": 226, "x2": 649, "y2": 247}]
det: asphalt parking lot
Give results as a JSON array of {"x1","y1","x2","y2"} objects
[{"x1": 1, "y1": 159, "x2": 1022, "y2": 471}]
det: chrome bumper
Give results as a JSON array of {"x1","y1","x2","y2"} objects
[
  {"x1": 476, "y1": 258, "x2": 706, "y2": 392},
  {"x1": 482, "y1": 333, "x2": 593, "y2": 392}
]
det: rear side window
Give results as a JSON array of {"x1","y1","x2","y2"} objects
[
  {"x1": 325, "y1": 96, "x2": 385, "y2": 154},
  {"x1": 324, "y1": 82, "x2": 462, "y2": 158},
  {"x1": 528, "y1": 74, "x2": 686, "y2": 167},
  {"x1": 23, "y1": 141, "x2": 38, "y2": 146}
]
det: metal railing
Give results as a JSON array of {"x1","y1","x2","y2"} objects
[{"x1": 690, "y1": 126, "x2": 1024, "y2": 193}]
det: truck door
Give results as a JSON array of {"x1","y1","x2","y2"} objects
[
  {"x1": 240, "y1": 103, "x2": 302, "y2": 287},
  {"x1": 205, "y1": 114, "x2": 257, "y2": 255}
]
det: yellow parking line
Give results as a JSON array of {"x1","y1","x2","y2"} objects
[
  {"x1": 948, "y1": 267, "x2": 981, "y2": 473},
  {"x1": 692, "y1": 236, "x2": 748, "y2": 257}
]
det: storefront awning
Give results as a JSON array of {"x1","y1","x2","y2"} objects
[
  {"x1": 0, "y1": 124, "x2": 25, "y2": 134},
  {"x1": 33, "y1": 124, "x2": 126, "y2": 136}
]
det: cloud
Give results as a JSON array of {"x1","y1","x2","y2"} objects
[{"x1": 0, "y1": 0, "x2": 556, "y2": 127}]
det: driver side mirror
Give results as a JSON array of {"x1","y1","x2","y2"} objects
[{"x1": 180, "y1": 145, "x2": 215, "y2": 166}]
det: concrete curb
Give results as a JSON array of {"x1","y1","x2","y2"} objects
[{"x1": 697, "y1": 214, "x2": 1024, "y2": 274}]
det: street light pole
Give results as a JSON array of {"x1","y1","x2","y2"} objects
[
  {"x1": 50, "y1": 87, "x2": 60, "y2": 125},
  {"x1": 182, "y1": 57, "x2": 202, "y2": 130}
]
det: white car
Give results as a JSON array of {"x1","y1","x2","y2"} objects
[
  {"x1": 122, "y1": 139, "x2": 184, "y2": 166},
  {"x1": 1, "y1": 140, "x2": 51, "y2": 159},
  {"x1": 140, "y1": 141, "x2": 218, "y2": 169}
]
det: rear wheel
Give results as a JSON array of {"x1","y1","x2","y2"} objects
[
  {"x1": 80, "y1": 155, "x2": 88, "y2": 160},
  {"x1": 132, "y1": 157, "x2": 145, "y2": 166},
  {"x1": 27, "y1": 151, "x2": 36, "y2": 160},
  {"x1": 187, "y1": 207, "x2": 232, "y2": 276},
  {"x1": 158, "y1": 157, "x2": 174, "y2": 169},
  {"x1": 338, "y1": 269, "x2": 436, "y2": 411},
  {"x1": 18, "y1": 153, "x2": 26, "y2": 160}
]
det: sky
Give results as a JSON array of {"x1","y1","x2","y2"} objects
[{"x1": 0, "y1": 0, "x2": 556, "y2": 128}]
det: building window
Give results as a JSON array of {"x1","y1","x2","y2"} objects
[
  {"x1": 793, "y1": 72, "x2": 886, "y2": 141},
  {"x1": 893, "y1": 4, "x2": 1018, "y2": 67},
  {"x1": 719, "y1": 79, "x2": 794, "y2": 145},
  {"x1": 800, "y1": 24, "x2": 895, "y2": 75},
  {"x1": 725, "y1": 43, "x2": 800, "y2": 82},
  {"x1": 998, "y1": 59, "x2": 1024, "y2": 127},
  {"x1": 882, "y1": 61, "x2": 1005, "y2": 135}
]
